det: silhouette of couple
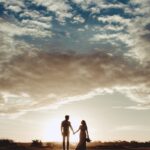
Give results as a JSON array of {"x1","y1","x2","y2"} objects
[{"x1": 61, "y1": 115, "x2": 91, "y2": 150}]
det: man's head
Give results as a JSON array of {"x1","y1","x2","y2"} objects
[{"x1": 65, "y1": 115, "x2": 69, "y2": 120}]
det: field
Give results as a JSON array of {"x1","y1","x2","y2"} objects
[{"x1": 1, "y1": 140, "x2": 150, "y2": 150}]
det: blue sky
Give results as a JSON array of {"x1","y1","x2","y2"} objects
[{"x1": 0, "y1": 0, "x2": 150, "y2": 142}]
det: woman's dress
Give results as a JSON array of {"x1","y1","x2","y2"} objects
[{"x1": 75, "y1": 125, "x2": 87, "y2": 150}]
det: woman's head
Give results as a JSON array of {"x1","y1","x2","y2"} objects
[{"x1": 81, "y1": 120, "x2": 86, "y2": 126}]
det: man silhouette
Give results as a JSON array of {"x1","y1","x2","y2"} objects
[{"x1": 61, "y1": 115, "x2": 74, "y2": 150}]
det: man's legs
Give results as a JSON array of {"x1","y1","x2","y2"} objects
[
  {"x1": 67, "y1": 135, "x2": 69, "y2": 150},
  {"x1": 63, "y1": 135, "x2": 65, "y2": 150}
]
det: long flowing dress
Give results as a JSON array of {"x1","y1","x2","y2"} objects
[{"x1": 75, "y1": 125, "x2": 87, "y2": 150}]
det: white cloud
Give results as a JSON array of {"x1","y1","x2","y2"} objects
[
  {"x1": 7, "y1": 5, "x2": 22, "y2": 13},
  {"x1": 125, "y1": 17, "x2": 150, "y2": 63},
  {"x1": 0, "y1": 1, "x2": 53, "y2": 38},
  {"x1": 20, "y1": 10, "x2": 52, "y2": 23},
  {"x1": 58, "y1": 88, "x2": 113, "y2": 105},
  {"x1": 89, "y1": 32, "x2": 132, "y2": 46},
  {"x1": 0, "y1": 18, "x2": 26, "y2": 37},
  {"x1": 1, "y1": 92, "x2": 32, "y2": 105},
  {"x1": 123, "y1": 0, "x2": 150, "y2": 16},
  {"x1": 90, "y1": 7, "x2": 100, "y2": 14},
  {"x1": 22, "y1": 19, "x2": 51, "y2": 30},
  {"x1": 72, "y1": 0, "x2": 125, "y2": 11},
  {"x1": 33, "y1": 0, "x2": 73, "y2": 23},
  {"x1": 98, "y1": 15, "x2": 130, "y2": 24},
  {"x1": 1, "y1": 0, "x2": 25, "y2": 14},
  {"x1": 91, "y1": 5, "x2": 150, "y2": 64},
  {"x1": 115, "y1": 85, "x2": 150, "y2": 104},
  {"x1": 123, "y1": 1, "x2": 150, "y2": 63},
  {"x1": 89, "y1": 33, "x2": 117, "y2": 41},
  {"x1": 72, "y1": 15, "x2": 85, "y2": 24},
  {"x1": 0, "y1": 92, "x2": 32, "y2": 115},
  {"x1": 0, "y1": 18, "x2": 53, "y2": 39}
]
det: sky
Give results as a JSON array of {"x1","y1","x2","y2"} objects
[{"x1": 0, "y1": 0, "x2": 150, "y2": 142}]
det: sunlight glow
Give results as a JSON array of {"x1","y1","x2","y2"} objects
[{"x1": 42, "y1": 117, "x2": 81, "y2": 142}]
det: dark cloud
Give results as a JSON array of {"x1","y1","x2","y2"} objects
[
  {"x1": 0, "y1": 48, "x2": 150, "y2": 114},
  {"x1": 145, "y1": 23, "x2": 150, "y2": 31},
  {"x1": 142, "y1": 23, "x2": 150, "y2": 41},
  {"x1": 142, "y1": 33, "x2": 150, "y2": 41}
]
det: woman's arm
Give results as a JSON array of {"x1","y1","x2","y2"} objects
[
  {"x1": 86, "y1": 127, "x2": 89, "y2": 138},
  {"x1": 74, "y1": 126, "x2": 80, "y2": 134}
]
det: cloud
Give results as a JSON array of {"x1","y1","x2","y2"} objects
[
  {"x1": 20, "y1": 10, "x2": 52, "y2": 23},
  {"x1": 6, "y1": 5, "x2": 22, "y2": 13},
  {"x1": 126, "y1": 17, "x2": 150, "y2": 63},
  {"x1": 89, "y1": 32, "x2": 132, "y2": 47},
  {"x1": 0, "y1": 44, "x2": 150, "y2": 116},
  {"x1": 0, "y1": 18, "x2": 52, "y2": 39},
  {"x1": 98, "y1": 24, "x2": 125, "y2": 31},
  {"x1": 0, "y1": 0, "x2": 150, "y2": 116},
  {"x1": 0, "y1": 1, "x2": 53, "y2": 38},
  {"x1": 122, "y1": 0, "x2": 150, "y2": 63},
  {"x1": 129, "y1": 0, "x2": 150, "y2": 14},
  {"x1": 1, "y1": 0, "x2": 25, "y2": 12},
  {"x1": 72, "y1": 0, "x2": 126, "y2": 11},
  {"x1": 72, "y1": 15, "x2": 85, "y2": 24},
  {"x1": 89, "y1": 34, "x2": 117, "y2": 41},
  {"x1": 33, "y1": 0, "x2": 73, "y2": 23},
  {"x1": 97, "y1": 15, "x2": 130, "y2": 24},
  {"x1": 89, "y1": 1, "x2": 150, "y2": 64}
]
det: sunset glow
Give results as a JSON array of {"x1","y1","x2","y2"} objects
[{"x1": 0, "y1": 0, "x2": 150, "y2": 144}]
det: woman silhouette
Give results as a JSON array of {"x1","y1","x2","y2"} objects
[{"x1": 74, "y1": 120, "x2": 90, "y2": 150}]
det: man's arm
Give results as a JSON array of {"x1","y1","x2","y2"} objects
[
  {"x1": 61, "y1": 122, "x2": 63, "y2": 135},
  {"x1": 69, "y1": 122, "x2": 74, "y2": 133}
]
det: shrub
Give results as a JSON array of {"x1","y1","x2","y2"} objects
[
  {"x1": 31, "y1": 139, "x2": 43, "y2": 147},
  {"x1": 46, "y1": 142, "x2": 54, "y2": 148},
  {"x1": 0, "y1": 139, "x2": 17, "y2": 147}
]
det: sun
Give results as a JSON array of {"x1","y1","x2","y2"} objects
[{"x1": 42, "y1": 117, "x2": 80, "y2": 143}]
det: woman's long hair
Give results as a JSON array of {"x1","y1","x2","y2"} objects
[{"x1": 81, "y1": 120, "x2": 87, "y2": 129}]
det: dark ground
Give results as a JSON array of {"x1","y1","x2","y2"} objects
[{"x1": 1, "y1": 140, "x2": 150, "y2": 150}]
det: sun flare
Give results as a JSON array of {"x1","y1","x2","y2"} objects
[{"x1": 42, "y1": 117, "x2": 81, "y2": 143}]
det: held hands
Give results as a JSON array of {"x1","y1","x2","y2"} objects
[
  {"x1": 73, "y1": 131, "x2": 75, "y2": 135},
  {"x1": 73, "y1": 131, "x2": 76, "y2": 135}
]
